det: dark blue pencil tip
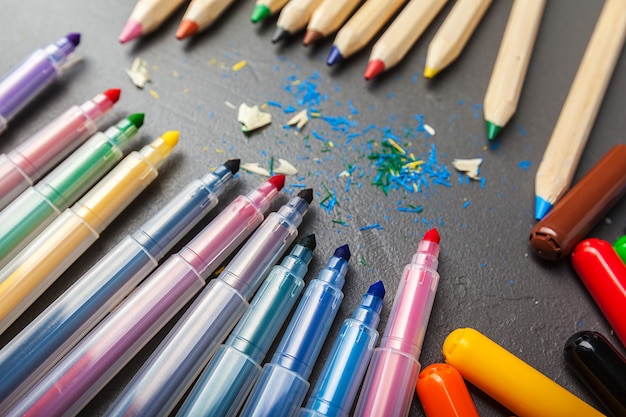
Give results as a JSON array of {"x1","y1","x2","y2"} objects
[
  {"x1": 367, "y1": 280, "x2": 385, "y2": 299},
  {"x1": 297, "y1": 188, "x2": 313, "y2": 204},
  {"x1": 66, "y1": 33, "x2": 81, "y2": 46},
  {"x1": 298, "y1": 234, "x2": 316, "y2": 251},
  {"x1": 333, "y1": 244, "x2": 350, "y2": 261},
  {"x1": 223, "y1": 159, "x2": 240, "y2": 174},
  {"x1": 326, "y1": 46, "x2": 343, "y2": 66},
  {"x1": 535, "y1": 196, "x2": 553, "y2": 220}
]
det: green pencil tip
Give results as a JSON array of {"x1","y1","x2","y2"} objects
[
  {"x1": 128, "y1": 113, "x2": 145, "y2": 129},
  {"x1": 251, "y1": 5, "x2": 270, "y2": 23},
  {"x1": 486, "y1": 121, "x2": 501, "y2": 141}
]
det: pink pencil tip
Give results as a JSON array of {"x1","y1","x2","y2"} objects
[
  {"x1": 119, "y1": 20, "x2": 143, "y2": 43},
  {"x1": 268, "y1": 174, "x2": 286, "y2": 191},
  {"x1": 423, "y1": 228, "x2": 440, "y2": 244},
  {"x1": 103, "y1": 88, "x2": 121, "y2": 104},
  {"x1": 364, "y1": 60, "x2": 385, "y2": 80}
]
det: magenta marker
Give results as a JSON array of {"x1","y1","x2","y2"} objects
[
  {"x1": 0, "y1": 33, "x2": 81, "y2": 135},
  {"x1": 355, "y1": 228, "x2": 441, "y2": 417},
  {"x1": 0, "y1": 88, "x2": 120, "y2": 210},
  {"x1": 5, "y1": 176, "x2": 285, "y2": 417}
]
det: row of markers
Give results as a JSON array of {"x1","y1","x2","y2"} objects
[
  {"x1": 0, "y1": 33, "x2": 625, "y2": 417},
  {"x1": 0, "y1": 86, "x2": 625, "y2": 416}
]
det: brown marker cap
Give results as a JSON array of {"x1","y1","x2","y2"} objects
[{"x1": 529, "y1": 145, "x2": 626, "y2": 261}]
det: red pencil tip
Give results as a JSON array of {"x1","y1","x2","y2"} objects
[
  {"x1": 268, "y1": 174, "x2": 286, "y2": 191},
  {"x1": 103, "y1": 88, "x2": 121, "y2": 104},
  {"x1": 364, "y1": 60, "x2": 385, "y2": 80},
  {"x1": 176, "y1": 20, "x2": 199, "y2": 40},
  {"x1": 423, "y1": 228, "x2": 440, "y2": 244}
]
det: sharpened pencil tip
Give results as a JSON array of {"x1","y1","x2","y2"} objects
[
  {"x1": 333, "y1": 244, "x2": 350, "y2": 261},
  {"x1": 486, "y1": 121, "x2": 502, "y2": 141},
  {"x1": 535, "y1": 196, "x2": 553, "y2": 220},
  {"x1": 364, "y1": 60, "x2": 385, "y2": 80},
  {"x1": 303, "y1": 30, "x2": 322, "y2": 46},
  {"x1": 423, "y1": 66, "x2": 439, "y2": 79},
  {"x1": 176, "y1": 20, "x2": 198, "y2": 40},
  {"x1": 298, "y1": 234, "x2": 316, "y2": 251},
  {"x1": 326, "y1": 46, "x2": 343, "y2": 66},
  {"x1": 367, "y1": 280, "x2": 385, "y2": 298},
  {"x1": 251, "y1": 5, "x2": 271, "y2": 23},
  {"x1": 271, "y1": 28, "x2": 291, "y2": 43},
  {"x1": 119, "y1": 20, "x2": 142, "y2": 43}
]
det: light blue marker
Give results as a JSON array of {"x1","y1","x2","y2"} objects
[
  {"x1": 0, "y1": 159, "x2": 239, "y2": 411},
  {"x1": 177, "y1": 234, "x2": 316, "y2": 417},
  {"x1": 240, "y1": 244, "x2": 350, "y2": 417},
  {"x1": 300, "y1": 281, "x2": 385, "y2": 417}
]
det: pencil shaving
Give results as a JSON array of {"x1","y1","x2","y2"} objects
[
  {"x1": 238, "y1": 103, "x2": 272, "y2": 132},
  {"x1": 452, "y1": 158, "x2": 482, "y2": 180}
]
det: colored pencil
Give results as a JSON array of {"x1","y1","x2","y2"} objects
[
  {"x1": 326, "y1": 0, "x2": 407, "y2": 66},
  {"x1": 483, "y1": 0, "x2": 546, "y2": 140},
  {"x1": 119, "y1": 0, "x2": 188, "y2": 43},
  {"x1": 303, "y1": 0, "x2": 362, "y2": 45},
  {"x1": 424, "y1": 0, "x2": 493, "y2": 78},
  {"x1": 177, "y1": 0, "x2": 237, "y2": 39},
  {"x1": 534, "y1": 0, "x2": 626, "y2": 220},
  {"x1": 364, "y1": 0, "x2": 448, "y2": 80},
  {"x1": 272, "y1": 0, "x2": 324, "y2": 43},
  {"x1": 250, "y1": 0, "x2": 289, "y2": 23}
]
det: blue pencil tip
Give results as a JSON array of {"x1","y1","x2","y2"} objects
[
  {"x1": 326, "y1": 46, "x2": 344, "y2": 66},
  {"x1": 333, "y1": 244, "x2": 350, "y2": 261},
  {"x1": 367, "y1": 280, "x2": 385, "y2": 299},
  {"x1": 535, "y1": 196, "x2": 553, "y2": 220}
]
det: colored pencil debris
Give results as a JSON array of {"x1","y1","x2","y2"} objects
[
  {"x1": 286, "y1": 109, "x2": 309, "y2": 130},
  {"x1": 125, "y1": 57, "x2": 150, "y2": 89},
  {"x1": 241, "y1": 158, "x2": 298, "y2": 176},
  {"x1": 452, "y1": 158, "x2": 482, "y2": 180},
  {"x1": 238, "y1": 103, "x2": 272, "y2": 132}
]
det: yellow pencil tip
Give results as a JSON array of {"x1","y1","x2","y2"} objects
[
  {"x1": 161, "y1": 131, "x2": 180, "y2": 147},
  {"x1": 423, "y1": 67, "x2": 439, "y2": 79}
]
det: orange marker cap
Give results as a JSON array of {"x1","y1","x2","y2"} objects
[{"x1": 417, "y1": 363, "x2": 480, "y2": 417}]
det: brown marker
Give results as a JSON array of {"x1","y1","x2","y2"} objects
[{"x1": 529, "y1": 144, "x2": 626, "y2": 261}]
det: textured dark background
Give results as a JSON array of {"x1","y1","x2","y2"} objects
[{"x1": 1, "y1": 0, "x2": 625, "y2": 415}]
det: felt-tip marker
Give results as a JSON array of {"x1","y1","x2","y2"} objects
[
  {"x1": 0, "y1": 159, "x2": 239, "y2": 412},
  {"x1": 5, "y1": 175, "x2": 284, "y2": 417},
  {"x1": 177, "y1": 234, "x2": 316, "y2": 417},
  {"x1": 106, "y1": 189, "x2": 313, "y2": 417},
  {"x1": 300, "y1": 280, "x2": 385, "y2": 417},
  {"x1": 355, "y1": 228, "x2": 441, "y2": 417},
  {"x1": 241, "y1": 244, "x2": 350, "y2": 417}
]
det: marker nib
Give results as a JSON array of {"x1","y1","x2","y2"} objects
[
  {"x1": 367, "y1": 280, "x2": 385, "y2": 298},
  {"x1": 298, "y1": 234, "x2": 317, "y2": 251},
  {"x1": 535, "y1": 196, "x2": 553, "y2": 220},
  {"x1": 103, "y1": 88, "x2": 121, "y2": 103},
  {"x1": 66, "y1": 33, "x2": 81, "y2": 46},
  {"x1": 223, "y1": 159, "x2": 241, "y2": 174},
  {"x1": 423, "y1": 228, "x2": 440, "y2": 244},
  {"x1": 326, "y1": 46, "x2": 344, "y2": 66},
  {"x1": 297, "y1": 188, "x2": 313, "y2": 204},
  {"x1": 128, "y1": 113, "x2": 145, "y2": 128},
  {"x1": 268, "y1": 174, "x2": 286, "y2": 191},
  {"x1": 486, "y1": 121, "x2": 502, "y2": 141},
  {"x1": 364, "y1": 60, "x2": 385, "y2": 80},
  {"x1": 334, "y1": 244, "x2": 351, "y2": 261}
]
